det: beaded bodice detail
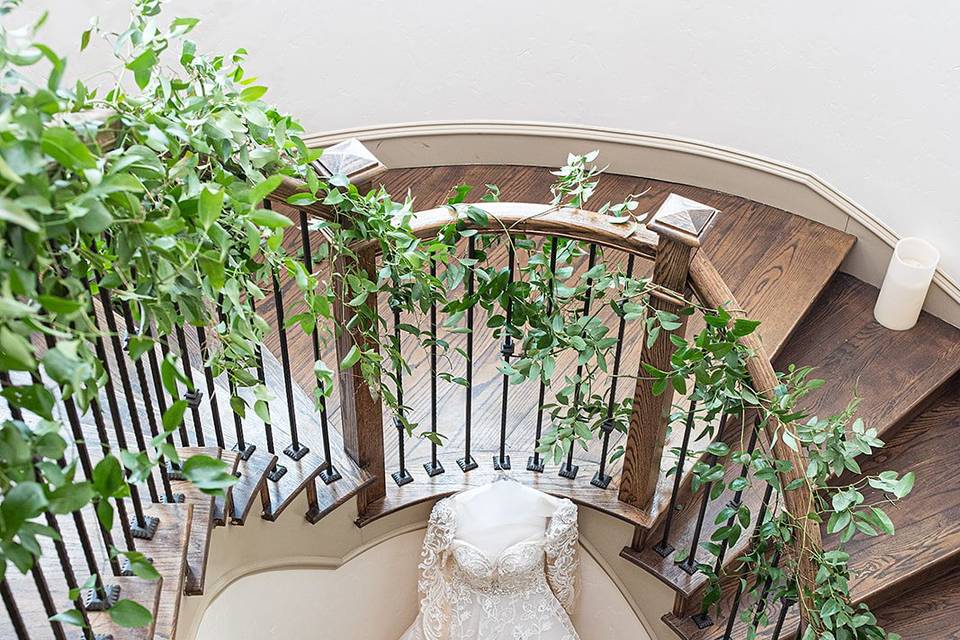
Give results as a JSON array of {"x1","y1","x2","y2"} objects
[{"x1": 404, "y1": 495, "x2": 580, "y2": 640}]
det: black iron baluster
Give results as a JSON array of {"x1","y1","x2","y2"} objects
[
  {"x1": 159, "y1": 335, "x2": 190, "y2": 447},
  {"x1": 493, "y1": 241, "x2": 515, "y2": 471},
  {"x1": 391, "y1": 304, "x2": 413, "y2": 486},
  {"x1": 528, "y1": 236, "x2": 558, "y2": 473},
  {"x1": 272, "y1": 268, "x2": 309, "y2": 460},
  {"x1": 592, "y1": 252, "x2": 635, "y2": 488},
  {"x1": 250, "y1": 297, "x2": 286, "y2": 482},
  {"x1": 679, "y1": 414, "x2": 730, "y2": 576},
  {"x1": 43, "y1": 510, "x2": 97, "y2": 640},
  {"x1": 174, "y1": 323, "x2": 205, "y2": 446},
  {"x1": 713, "y1": 415, "x2": 762, "y2": 572},
  {"x1": 30, "y1": 562, "x2": 67, "y2": 640},
  {"x1": 751, "y1": 550, "x2": 783, "y2": 629},
  {"x1": 299, "y1": 210, "x2": 340, "y2": 484},
  {"x1": 194, "y1": 324, "x2": 226, "y2": 450},
  {"x1": 0, "y1": 579, "x2": 30, "y2": 640},
  {"x1": 119, "y1": 302, "x2": 176, "y2": 503},
  {"x1": 458, "y1": 235, "x2": 479, "y2": 473},
  {"x1": 653, "y1": 398, "x2": 699, "y2": 557},
  {"x1": 216, "y1": 301, "x2": 255, "y2": 460},
  {"x1": 560, "y1": 243, "x2": 598, "y2": 480},
  {"x1": 770, "y1": 597, "x2": 796, "y2": 640},
  {"x1": 95, "y1": 287, "x2": 159, "y2": 541},
  {"x1": 424, "y1": 259, "x2": 445, "y2": 477},
  {"x1": 145, "y1": 322, "x2": 185, "y2": 485}
]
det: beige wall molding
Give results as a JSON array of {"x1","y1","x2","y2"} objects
[{"x1": 304, "y1": 121, "x2": 960, "y2": 327}]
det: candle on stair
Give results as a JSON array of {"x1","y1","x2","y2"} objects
[{"x1": 873, "y1": 237, "x2": 940, "y2": 331}]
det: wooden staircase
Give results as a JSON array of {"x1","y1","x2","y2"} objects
[{"x1": 4, "y1": 162, "x2": 959, "y2": 640}]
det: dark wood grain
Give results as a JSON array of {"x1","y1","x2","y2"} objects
[
  {"x1": 139, "y1": 502, "x2": 192, "y2": 640},
  {"x1": 212, "y1": 449, "x2": 240, "y2": 527},
  {"x1": 230, "y1": 452, "x2": 278, "y2": 525}
]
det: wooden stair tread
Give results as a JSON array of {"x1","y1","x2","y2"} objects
[
  {"x1": 874, "y1": 562, "x2": 960, "y2": 639},
  {"x1": 173, "y1": 447, "x2": 220, "y2": 596},
  {"x1": 625, "y1": 273, "x2": 960, "y2": 607},
  {"x1": 139, "y1": 502, "x2": 192, "y2": 640},
  {"x1": 230, "y1": 452, "x2": 278, "y2": 525}
]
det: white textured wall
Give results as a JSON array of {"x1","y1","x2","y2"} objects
[{"x1": 14, "y1": 1, "x2": 960, "y2": 279}]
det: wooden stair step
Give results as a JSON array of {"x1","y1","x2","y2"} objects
[
  {"x1": 173, "y1": 447, "x2": 220, "y2": 596},
  {"x1": 230, "y1": 452, "x2": 278, "y2": 525},
  {"x1": 874, "y1": 562, "x2": 960, "y2": 639},
  {"x1": 138, "y1": 502, "x2": 192, "y2": 640},
  {"x1": 625, "y1": 273, "x2": 960, "y2": 613},
  {"x1": 212, "y1": 450, "x2": 240, "y2": 527}
]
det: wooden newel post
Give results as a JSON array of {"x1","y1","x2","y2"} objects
[{"x1": 618, "y1": 194, "x2": 718, "y2": 511}]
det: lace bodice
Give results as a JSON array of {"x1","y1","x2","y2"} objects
[{"x1": 401, "y1": 495, "x2": 581, "y2": 640}]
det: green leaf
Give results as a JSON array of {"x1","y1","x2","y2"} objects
[
  {"x1": 50, "y1": 609, "x2": 85, "y2": 627},
  {"x1": 198, "y1": 187, "x2": 224, "y2": 230},
  {"x1": 126, "y1": 49, "x2": 158, "y2": 89},
  {"x1": 1, "y1": 482, "x2": 48, "y2": 534},
  {"x1": 108, "y1": 599, "x2": 153, "y2": 628},
  {"x1": 249, "y1": 175, "x2": 283, "y2": 204},
  {"x1": 240, "y1": 85, "x2": 268, "y2": 102},
  {"x1": 0, "y1": 327, "x2": 36, "y2": 371},
  {"x1": 92, "y1": 456, "x2": 125, "y2": 498},
  {"x1": 181, "y1": 454, "x2": 238, "y2": 495},
  {"x1": 162, "y1": 400, "x2": 188, "y2": 434},
  {"x1": 340, "y1": 344, "x2": 362, "y2": 370},
  {"x1": 249, "y1": 207, "x2": 293, "y2": 229},
  {"x1": 0, "y1": 198, "x2": 40, "y2": 232},
  {"x1": 40, "y1": 127, "x2": 97, "y2": 171}
]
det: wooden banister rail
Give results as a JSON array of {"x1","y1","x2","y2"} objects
[{"x1": 688, "y1": 250, "x2": 821, "y2": 625}]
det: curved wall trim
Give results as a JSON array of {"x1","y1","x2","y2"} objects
[{"x1": 304, "y1": 121, "x2": 960, "y2": 327}]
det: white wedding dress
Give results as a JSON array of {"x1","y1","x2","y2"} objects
[{"x1": 399, "y1": 480, "x2": 581, "y2": 640}]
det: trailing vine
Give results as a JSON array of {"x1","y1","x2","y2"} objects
[{"x1": 0, "y1": 2, "x2": 912, "y2": 639}]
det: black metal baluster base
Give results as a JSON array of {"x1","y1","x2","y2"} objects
[
  {"x1": 492, "y1": 455, "x2": 511, "y2": 470},
  {"x1": 319, "y1": 464, "x2": 342, "y2": 484},
  {"x1": 267, "y1": 463, "x2": 288, "y2": 482},
  {"x1": 129, "y1": 515, "x2": 160, "y2": 540},
  {"x1": 83, "y1": 584, "x2": 121, "y2": 611},
  {"x1": 233, "y1": 442, "x2": 256, "y2": 461},
  {"x1": 678, "y1": 558, "x2": 698, "y2": 575},
  {"x1": 457, "y1": 456, "x2": 478, "y2": 472},
  {"x1": 284, "y1": 443, "x2": 310, "y2": 461},
  {"x1": 392, "y1": 468, "x2": 414, "y2": 486},
  {"x1": 690, "y1": 612, "x2": 713, "y2": 629},
  {"x1": 423, "y1": 460, "x2": 445, "y2": 477},
  {"x1": 160, "y1": 492, "x2": 186, "y2": 504},
  {"x1": 652, "y1": 540, "x2": 675, "y2": 558},
  {"x1": 166, "y1": 461, "x2": 186, "y2": 481},
  {"x1": 526, "y1": 456, "x2": 545, "y2": 473},
  {"x1": 590, "y1": 470, "x2": 612, "y2": 489},
  {"x1": 558, "y1": 462, "x2": 579, "y2": 479}
]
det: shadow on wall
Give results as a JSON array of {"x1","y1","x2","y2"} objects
[{"x1": 194, "y1": 530, "x2": 649, "y2": 640}]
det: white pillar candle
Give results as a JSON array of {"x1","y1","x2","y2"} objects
[{"x1": 873, "y1": 237, "x2": 940, "y2": 331}]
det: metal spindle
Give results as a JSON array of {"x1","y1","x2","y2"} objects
[
  {"x1": 771, "y1": 597, "x2": 796, "y2": 640},
  {"x1": 528, "y1": 236, "x2": 558, "y2": 473},
  {"x1": 299, "y1": 210, "x2": 340, "y2": 484},
  {"x1": 494, "y1": 242, "x2": 515, "y2": 471},
  {"x1": 174, "y1": 323, "x2": 205, "y2": 446},
  {"x1": 44, "y1": 511, "x2": 96, "y2": 640},
  {"x1": 216, "y1": 302, "x2": 255, "y2": 460},
  {"x1": 560, "y1": 243, "x2": 598, "y2": 479},
  {"x1": 249, "y1": 297, "x2": 286, "y2": 481},
  {"x1": 0, "y1": 579, "x2": 30, "y2": 640},
  {"x1": 159, "y1": 335, "x2": 190, "y2": 447},
  {"x1": 653, "y1": 399, "x2": 698, "y2": 557},
  {"x1": 592, "y1": 252, "x2": 635, "y2": 488},
  {"x1": 752, "y1": 550, "x2": 783, "y2": 628},
  {"x1": 119, "y1": 302, "x2": 176, "y2": 502},
  {"x1": 30, "y1": 562, "x2": 67, "y2": 640},
  {"x1": 458, "y1": 235, "x2": 479, "y2": 473},
  {"x1": 272, "y1": 268, "x2": 309, "y2": 460},
  {"x1": 679, "y1": 415, "x2": 730, "y2": 576},
  {"x1": 713, "y1": 416, "x2": 762, "y2": 572},
  {"x1": 94, "y1": 287, "x2": 158, "y2": 540},
  {"x1": 391, "y1": 305, "x2": 413, "y2": 486},
  {"x1": 194, "y1": 325, "x2": 226, "y2": 449},
  {"x1": 424, "y1": 259, "x2": 445, "y2": 477}
]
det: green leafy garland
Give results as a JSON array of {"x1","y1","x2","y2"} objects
[{"x1": 0, "y1": 2, "x2": 912, "y2": 638}]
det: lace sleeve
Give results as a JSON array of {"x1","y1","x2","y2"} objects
[
  {"x1": 417, "y1": 497, "x2": 456, "y2": 640},
  {"x1": 544, "y1": 498, "x2": 579, "y2": 612}
]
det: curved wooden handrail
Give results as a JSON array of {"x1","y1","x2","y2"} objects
[{"x1": 688, "y1": 251, "x2": 821, "y2": 620}]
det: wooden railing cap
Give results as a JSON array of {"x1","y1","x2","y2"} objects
[{"x1": 647, "y1": 193, "x2": 719, "y2": 248}]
